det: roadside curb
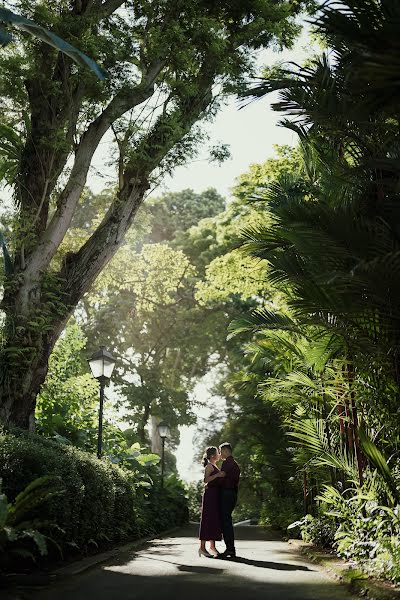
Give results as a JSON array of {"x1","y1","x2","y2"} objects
[
  {"x1": 289, "y1": 539, "x2": 400, "y2": 600},
  {"x1": 53, "y1": 526, "x2": 181, "y2": 577},
  {"x1": 1, "y1": 525, "x2": 182, "y2": 594}
]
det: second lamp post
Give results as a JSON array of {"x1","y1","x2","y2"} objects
[
  {"x1": 157, "y1": 421, "x2": 170, "y2": 488},
  {"x1": 88, "y1": 347, "x2": 116, "y2": 459}
]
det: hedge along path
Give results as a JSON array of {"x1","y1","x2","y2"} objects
[{"x1": 0, "y1": 429, "x2": 188, "y2": 563}]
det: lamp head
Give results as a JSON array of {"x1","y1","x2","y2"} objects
[
  {"x1": 157, "y1": 421, "x2": 170, "y2": 439},
  {"x1": 88, "y1": 346, "x2": 116, "y2": 380}
]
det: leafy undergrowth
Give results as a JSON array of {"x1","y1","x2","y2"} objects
[{"x1": 289, "y1": 539, "x2": 400, "y2": 600}]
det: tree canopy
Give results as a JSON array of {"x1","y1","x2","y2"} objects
[{"x1": 0, "y1": 0, "x2": 304, "y2": 428}]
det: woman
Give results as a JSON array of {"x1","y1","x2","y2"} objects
[{"x1": 198, "y1": 446, "x2": 226, "y2": 557}]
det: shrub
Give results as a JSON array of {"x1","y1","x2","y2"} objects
[
  {"x1": 0, "y1": 429, "x2": 188, "y2": 567},
  {"x1": 289, "y1": 514, "x2": 338, "y2": 548},
  {"x1": 0, "y1": 476, "x2": 63, "y2": 569},
  {"x1": 331, "y1": 500, "x2": 400, "y2": 583},
  {"x1": 143, "y1": 475, "x2": 189, "y2": 534},
  {"x1": 259, "y1": 493, "x2": 303, "y2": 531},
  {"x1": 186, "y1": 481, "x2": 203, "y2": 522},
  {"x1": 317, "y1": 482, "x2": 400, "y2": 583}
]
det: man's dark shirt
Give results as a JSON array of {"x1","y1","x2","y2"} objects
[{"x1": 221, "y1": 455, "x2": 240, "y2": 492}]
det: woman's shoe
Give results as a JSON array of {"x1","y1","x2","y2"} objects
[
  {"x1": 208, "y1": 549, "x2": 219, "y2": 557},
  {"x1": 198, "y1": 549, "x2": 212, "y2": 558}
]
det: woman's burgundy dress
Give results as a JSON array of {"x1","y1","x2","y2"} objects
[{"x1": 199, "y1": 464, "x2": 222, "y2": 541}]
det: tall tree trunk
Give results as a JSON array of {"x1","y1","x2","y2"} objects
[
  {"x1": 137, "y1": 400, "x2": 151, "y2": 445},
  {"x1": 346, "y1": 361, "x2": 364, "y2": 484},
  {"x1": 0, "y1": 311, "x2": 67, "y2": 429},
  {"x1": 151, "y1": 415, "x2": 162, "y2": 455}
]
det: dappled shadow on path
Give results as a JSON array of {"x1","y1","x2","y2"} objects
[
  {"x1": 139, "y1": 553, "x2": 225, "y2": 575},
  {"x1": 19, "y1": 525, "x2": 354, "y2": 600},
  {"x1": 30, "y1": 567, "x2": 353, "y2": 600},
  {"x1": 143, "y1": 551, "x2": 312, "y2": 572}
]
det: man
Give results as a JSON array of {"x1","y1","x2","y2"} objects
[{"x1": 217, "y1": 442, "x2": 240, "y2": 559}]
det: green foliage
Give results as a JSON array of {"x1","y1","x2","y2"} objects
[
  {"x1": 318, "y1": 480, "x2": 400, "y2": 583},
  {"x1": 186, "y1": 481, "x2": 203, "y2": 522},
  {"x1": 260, "y1": 492, "x2": 303, "y2": 531},
  {"x1": 36, "y1": 324, "x2": 99, "y2": 448},
  {"x1": 290, "y1": 514, "x2": 337, "y2": 549},
  {"x1": 232, "y1": 145, "x2": 304, "y2": 201},
  {"x1": 189, "y1": 3, "x2": 400, "y2": 587},
  {"x1": 147, "y1": 188, "x2": 225, "y2": 243},
  {"x1": 146, "y1": 474, "x2": 189, "y2": 533},
  {"x1": 0, "y1": 428, "x2": 188, "y2": 567},
  {"x1": 0, "y1": 0, "x2": 306, "y2": 430},
  {"x1": 214, "y1": 0, "x2": 400, "y2": 585},
  {"x1": 75, "y1": 187, "x2": 247, "y2": 447},
  {"x1": 0, "y1": 475, "x2": 63, "y2": 567},
  {"x1": 0, "y1": 123, "x2": 23, "y2": 187},
  {"x1": 0, "y1": 229, "x2": 12, "y2": 275}
]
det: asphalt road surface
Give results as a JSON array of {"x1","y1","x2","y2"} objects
[{"x1": 32, "y1": 526, "x2": 354, "y2": 600}]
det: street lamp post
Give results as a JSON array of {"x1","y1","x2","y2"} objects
[
  {"x1": 88, "y1": 347, "x2": 116, "y2": 459},
  {"x1": 157, "y1": 421, "x2": 170, "y2": 488}
]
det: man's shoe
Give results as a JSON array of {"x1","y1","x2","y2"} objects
[{"x1": 216, "y1": 549, "x2": 236, "y2": 559}]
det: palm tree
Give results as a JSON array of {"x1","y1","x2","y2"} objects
[
  {"x1": 239, "y1": 0, "x2": 400, "y2": 386},
  {"x1": 230, "y1": 0, "x2": 400, "y2": 524}
]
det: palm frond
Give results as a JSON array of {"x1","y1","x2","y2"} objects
[
  {"x1": 0, "y1": 8, "x2": 107, "y2": 79},
  {"x1": 228, "y1": 309, "x2": 298, "y2": 339},
  {"x1": 358, "y1": 425, "x2": 399, "y2": 505},
  {"x1": 288, "y1": 417, "x2": 358, "y2": 479}
]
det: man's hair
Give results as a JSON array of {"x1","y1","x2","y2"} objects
[{"x1": 220, "y1": 442, "x2": 232, "y2": 453}]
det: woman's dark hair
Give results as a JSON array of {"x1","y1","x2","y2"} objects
[{"x1": 202, "y1": 446, "x2": 218, "y2": 468}]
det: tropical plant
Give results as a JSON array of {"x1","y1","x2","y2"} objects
[
  {"x1": 216, "y1": 0, "x2": 400, "y2": 581},
  {"x1": 0, "y1": 475, "x2": 64, "y2": 564},
  {"x1": 0, "y1": 7, "x2": 106, "y2": 78},
  {"x1": 186, "y1": 2, "x2": 400, "y2": 580}
]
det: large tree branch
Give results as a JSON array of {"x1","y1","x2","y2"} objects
[
  {"x1": 62, "y1": 74, "x2": 214, "y2": 306},
  {"x1": 20, "y1": 63, "x2": 164, "y2": 294},
  {"x1": 73, "y1": 0, "x2": 126, "y2": 18},
  {"x1": 15, "y1": 0, "x2": 131, "y2": 245},
  {"x1": 99, "y1": 0, "x2": 127, "y2": 18}
]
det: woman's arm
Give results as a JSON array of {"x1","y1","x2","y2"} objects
[{"x1": 204, "y1": 465, "x2": 226, "y2": 484}]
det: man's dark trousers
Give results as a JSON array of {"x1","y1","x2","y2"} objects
[{"x1": 221, "y1": 488, "x2": 237, "y2": 551}]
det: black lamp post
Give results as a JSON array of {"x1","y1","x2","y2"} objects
[
  {"x1": 157, "y1": 421, "x2": 170, "y2": 488},
  {"x1": 88, "y1": 347, "x2": 116, "y2": 458}
]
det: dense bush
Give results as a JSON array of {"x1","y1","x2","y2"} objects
[
  {"x1": 0, "y1": 476, "x2": 64, "y2": 568},
  {"x1": 0, "y1": 429, "x2": 188, "y2": 567},
  {"x1": 319, "y1": 484, "x2": 400, "y2": 584},
  {"x1": 259, "y1": 493, "x2": 303, "y2": 531},
  {"x1": 186, "y1": 481, "x2": 203, "y2": 522},
  {"x1": 289, "y1": 514, "x2": 337, "y2": 549},
  {"x1": 145, "y1": 475, "x2": 189, "y2": 533}
]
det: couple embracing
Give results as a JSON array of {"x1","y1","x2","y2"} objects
[{"x1": 198, "y1": 442, "x2": 240, "y2": 559}]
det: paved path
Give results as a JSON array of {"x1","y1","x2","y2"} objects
[{"x1": 35, "y1": 526, "x2": 354, "y2": 600}]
